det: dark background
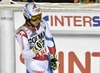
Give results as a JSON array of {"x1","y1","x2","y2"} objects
[{"x1": 12, "y1": 0, "x2": 74, "y2": 3}]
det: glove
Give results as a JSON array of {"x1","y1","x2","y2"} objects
[
  {"x1": 50, "y1": 54, "x2": 60, "y2": 70},
  {"x1": 32, "y1": 39, "x2": 44, "y2": 54}
]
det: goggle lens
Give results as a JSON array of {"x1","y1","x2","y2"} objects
[{"x1": 31, "y1": 14, "x2": 42, "y2": 21}]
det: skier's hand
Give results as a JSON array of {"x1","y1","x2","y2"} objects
[
  {"x1": 32, "y1": 39, "x2": 44, "y2": 54},
  {"x1": 50, "y1": 54, "x2": 60, "y2": 70}
]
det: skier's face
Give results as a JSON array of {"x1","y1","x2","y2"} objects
[
  {"x1": 30, "y1": 19, "x2": 40, "y2": 27},
  {"x1": 30, "y1": 14, "x2": 42, "y2": 27}
]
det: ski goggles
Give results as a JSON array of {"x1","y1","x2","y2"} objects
[{"x1": 31, "y1": 14, "x2": 42, "y2": 21}]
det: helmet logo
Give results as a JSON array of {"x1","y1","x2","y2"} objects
[
  {"x1": 33, "y1": 4, "x2": 37, "y2": 9},
  {"x1": 32, "y1": 5, "x2": 40, "y2": 13}
]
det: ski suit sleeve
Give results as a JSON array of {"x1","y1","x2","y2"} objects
[
  {"x1": 16, "y1": 29, "x2": 36, "y2": 59},
  {"x1": 44, "y1": 22, "x2": 60, "y2": 71},
  {"x1": 45, "y1": 22, "x2": 56, "y2": 55}
]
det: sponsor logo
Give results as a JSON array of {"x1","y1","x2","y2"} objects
[{"x1": 43, "y1": 15, "x2": 100, "y2": 27}]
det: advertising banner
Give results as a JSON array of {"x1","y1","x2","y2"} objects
[
  {"x1": 15, "y1": 11, "x2": 100, "y2": 34},
  {"x1": 14, "y1": 10, "x2": 100, "y2": 73},
  {"x1": 42, "y1": 12, "x2": 100, "y2": 31}
]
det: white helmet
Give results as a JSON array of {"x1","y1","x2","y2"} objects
[{"x1": 23, "y1": 2, "x2": 42, "y2": 21}]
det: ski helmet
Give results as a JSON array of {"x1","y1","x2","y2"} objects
[{"x1": 23, "y1": 2, "x2": 42, "y2": 21}]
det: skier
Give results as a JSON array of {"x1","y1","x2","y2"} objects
[{"x1": 16, "y1": 2, "x2": 59, "y2": 73}]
